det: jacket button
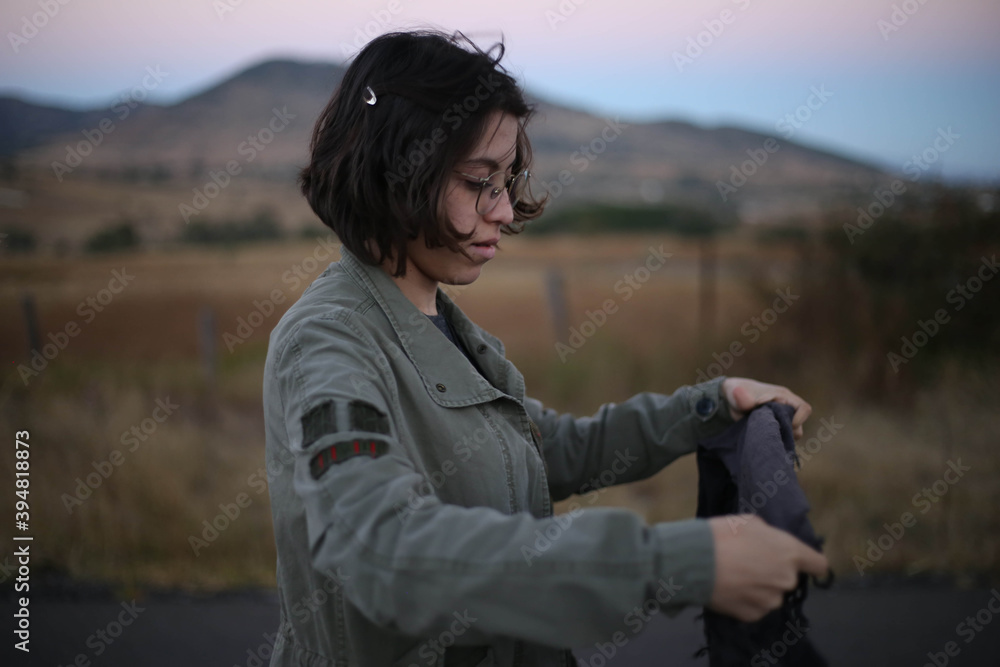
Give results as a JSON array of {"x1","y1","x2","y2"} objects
[
  {"x1": 476, "y1": 344, "x2": 488, "y2": 354},
  {"x1": 695, "y1": 396, "x2": 716, "y2": 417},
  {"x1": 436, "y1": 383, "x2": 447, "y2": 392}
]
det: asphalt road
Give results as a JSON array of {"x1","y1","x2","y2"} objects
[{"x1": 4, "y1": 580, "x2": 1000, "y2": 666}]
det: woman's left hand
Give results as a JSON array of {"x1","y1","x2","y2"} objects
[{"x1": 721, "y1": 377, "x2": 812, "y2": 439}]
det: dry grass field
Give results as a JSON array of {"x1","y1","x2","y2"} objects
[{"x1": 1, "y1": 233, "x2": 997, "y2": 591}]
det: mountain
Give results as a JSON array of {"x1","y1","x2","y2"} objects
[
  {"x1": 1, "y1": 58, "x2": 888, "y2": 227},
  {"x1": 4, "y1": 60, "x2": 343, "y2": 178},
  {"x1": 0, "y1": 96, "x2": 115, "y2": 156}
]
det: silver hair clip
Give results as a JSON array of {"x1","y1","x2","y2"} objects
[{"x1": 362, "y1": 86, "x2": 377, "y2": 106}]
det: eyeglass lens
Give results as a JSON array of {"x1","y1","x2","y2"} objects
[{"x1": 478, "y1": 172, "x2": 527, "y2": 215}]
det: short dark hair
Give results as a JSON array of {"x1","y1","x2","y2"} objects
[{"x1": 299, "y1": 29, "x2": 546, "y2": 276}]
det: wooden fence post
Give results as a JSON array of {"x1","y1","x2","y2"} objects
[
  {"x1": 545, "y1": 267, "x2": 569, "y2": 342},
  {"x1": 20, "y1": 292, "x2": 41, "y2": 356},
  {"x1": 198, "y1": 305, "x2": 216, "y2": 384},
  {"x1": 698, "y1": 235, "x2": 717, "y2": 353}
]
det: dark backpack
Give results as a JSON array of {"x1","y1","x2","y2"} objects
[{"x1": 695, "y1": 402, "x2": 833, "y2": 666}]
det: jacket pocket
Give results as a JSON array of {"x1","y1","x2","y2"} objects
[
  {"x1": 391, "y1": 643, "x2": 494, "y2": 667},
  {"x1": 444, "y1": 646, "x2": 493, "y2": 667},
  {"x1": 391, "y1": 641, "x2": 430, "y2": 667}
]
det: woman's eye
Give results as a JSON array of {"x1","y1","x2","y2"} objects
[{"x1": 465, "y1": 180, "x2": 485, "y2": 191}]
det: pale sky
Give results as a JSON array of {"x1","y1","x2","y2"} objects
[{"x1": 2, "y1": 0, "x2": 998, "y2": 181}]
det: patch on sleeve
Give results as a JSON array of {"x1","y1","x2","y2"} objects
[
  {"x1": 301, "y1": 400, "x2": 337, "y2": 448},
  {"x1": 310, "y1": 439, "x2": 390, "y2": 479},
  {"x1": 349, "y1": 400, "x2": 390, "y2": 435}
]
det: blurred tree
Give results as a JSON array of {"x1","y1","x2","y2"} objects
[
  {"x1": 298, "y1": 220, "x2": 329, "y2": 239},
  {"x1": 523, "y1": 202, "x2": 731, "y2": 236},
  {"x1": 1, "y1": 226, "x2": 36, "y2": 253},
  {"x1": 0, "y1": 157, "x2": 18, "y2": 182},
  {"x1": 179, "y1": 207, "x2": 284, "y2": 246},
  {"x1": 84, "y1": 220, "x2": 139, "y2": 253},
  {"x1": 784, "y1": 185, "x2": 1000, "y2": 401}
]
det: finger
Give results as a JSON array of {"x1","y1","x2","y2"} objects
[
  {"x1": 756, "y1": 589, "x2": 787, "y2": 618},
  {"x1": 769, "y1": 388, "x2": 811, "y2": 433},
  {"x1": 737, "y1": 599, "x2": 773, "y2": 623},
  {"x1": 790, "y1": 400, "x2": 812, "y2": 431},
  {"x1": 732, "y1": 604, "x2": 765, "y2": 623},
  {"x1": 795, "y1": 543, "x2": 830, "y2": 579},
  {"x1": 736, "y1": 385, "x2": 782, "y2": 412}
]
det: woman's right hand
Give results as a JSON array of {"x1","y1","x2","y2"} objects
[{"x1": 707, "y1": 514, "x2": 829, "y2": 622}]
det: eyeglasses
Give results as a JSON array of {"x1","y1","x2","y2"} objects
[{"x1": 456, "y1": 169, "x2": 530, "y2": 216}]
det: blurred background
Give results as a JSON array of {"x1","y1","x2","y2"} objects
[{"x1": 1, "y1": 0, "x2": 998, "y2": 664}]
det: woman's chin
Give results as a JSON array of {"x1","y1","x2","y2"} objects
[{"x1": 441, "y1": 266, "x2": 484, "y2": 287}]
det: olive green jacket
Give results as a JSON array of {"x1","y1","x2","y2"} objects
[{"x1": 262, "y1": 247, "x2": 735, "y2": 666}]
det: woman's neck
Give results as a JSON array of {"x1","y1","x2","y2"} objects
[{"x1": 380, "y1": 256, "x2": 438, "y2": 315}]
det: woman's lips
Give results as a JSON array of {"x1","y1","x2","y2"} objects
[{"x1": 469, "y1": 239, "x2": 498, "y2": 260}]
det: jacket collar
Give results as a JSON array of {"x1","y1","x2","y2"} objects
[{"x1": 339, "y1": 247, "x2": 523, "y2": 407}]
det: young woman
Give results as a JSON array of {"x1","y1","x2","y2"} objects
[{"x1": 262, "y1": 29, "x2": 827, "y2": 667}]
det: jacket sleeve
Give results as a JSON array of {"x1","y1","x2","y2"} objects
[
  {"x1": 272, "y1": 312, "x2": 717, "y2": 649},
  {"x1": 523, "y1": 377, "x2": 734, "y2": 502}
]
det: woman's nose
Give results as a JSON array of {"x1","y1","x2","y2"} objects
[{"x1": 484, "y1": 188, "x2": 515, "y2": 226}]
